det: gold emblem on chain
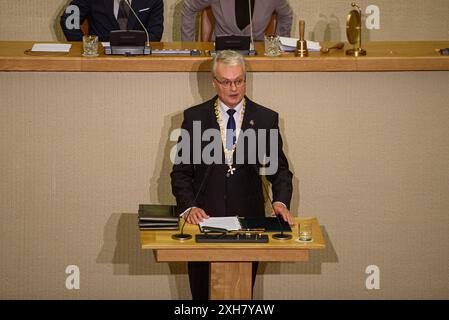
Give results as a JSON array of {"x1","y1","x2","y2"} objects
[{"x1": 214, "y1": 98, "x2": 246, "y2": 176}]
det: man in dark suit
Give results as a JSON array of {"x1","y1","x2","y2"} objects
[
  {"x1": 60, "y1": 0, "x2": 164, "y2": 42},
  {"x1": 170, "y1": 50, "x2": 294, "y2": 300}
]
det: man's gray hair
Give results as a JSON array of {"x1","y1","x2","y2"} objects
[{"x1": 212, "y1": 50, "x2": 246, "y2": 78}]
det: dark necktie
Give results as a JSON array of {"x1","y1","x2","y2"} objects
[
  {"x1": 226, "y1": 109, "x2": 237, "y2": 150},
  {"x1": 235, "y1": 0, "x2": 255, "y2": 31},
  {"x1": 117, "y1": 0, "x2": 130, "y2": 30}
]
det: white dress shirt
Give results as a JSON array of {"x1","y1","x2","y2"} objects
[{"x1": 219, "y1": 99, "x2": 244, "y2": 149}]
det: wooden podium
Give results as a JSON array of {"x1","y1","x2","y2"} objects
[{"x1": 140, "y1": 217, "x2": 325, "y2": 300}]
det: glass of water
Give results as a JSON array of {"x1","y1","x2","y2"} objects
[
  {"x1": 264, "y1": 35, "x2": 281, "y2": 57},
  {"x1": 298, "y1": 220, "x2": 313, "y2": 242},
  {"x1": 82, "y1": 35, "x2": 99, "y2": 57}
]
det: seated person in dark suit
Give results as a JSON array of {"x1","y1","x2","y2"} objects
[
  {"x1": 171, "y1": 50, "x2": 294, "y2": 299},
  {"x1": 60, "y1": 0, "x2": 164, "y2": 42},
  {"x1": 181, "y1": 0, "x2": 293, "y2": 41}
]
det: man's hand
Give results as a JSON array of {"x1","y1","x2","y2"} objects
[
  {"x1": 271, "y1": 203, "x2": 295, "y2": 225},
  {"x1": 185, "y1": 207, "x2": 209, "y2": 225}
]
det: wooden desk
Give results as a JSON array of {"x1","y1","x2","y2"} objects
[
  {"x1": 141, "y1": 217, "x2": 325, "y2": 300},
  {"x1": 0, "y1": 41, "x2": 448, "y2": 72}
]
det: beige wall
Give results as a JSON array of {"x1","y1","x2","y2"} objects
[
  {"x1": 0, "y1": 0, "x2": 449, "y2": 42},
  {"x1": 1, "y1": 0, "x2": 449, "y2": 300},
  {"x1": 1, "y1": 71, "x2": 449, "y2": 299}
]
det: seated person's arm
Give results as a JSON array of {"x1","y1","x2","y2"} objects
[
  {"x1": 60, "y1": 0, "x2": 90, "y2": 41},
  {"x1": 274, "y1": 0, "x2": 293, "y2": 37},
  {"x1": 146, "y1": 0, "x2": 164, "y2": 41},
  {"x1": 181, "y1": 0, "x2": 212, "y2": 42}
]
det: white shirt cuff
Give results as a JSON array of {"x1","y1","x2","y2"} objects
[
  {"x1": 180, "y1": 206, "x2": 197, "y2": 217},
  {"x1": 272, "y1": 201, "x2": 287, "y2": 208}
]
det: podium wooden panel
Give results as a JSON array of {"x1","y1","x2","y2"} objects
[
  {"x1": 141, "y1": 217, "x2": 325, "y2": 300},
  {"x1": 1, "y1": 41, "x2": 449, "y2": 72}
]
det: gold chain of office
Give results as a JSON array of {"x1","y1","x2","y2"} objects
[{"x1": 214, "y1": 98, "x2": 246, "y2": 176}]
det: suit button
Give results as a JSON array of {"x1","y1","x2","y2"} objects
[{"x1": 223, "y1": 195, "x2": 227, "y2": 200}]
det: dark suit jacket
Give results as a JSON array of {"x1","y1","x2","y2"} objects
[
  {"x1": 171, "y1": 96, "x2": 293, "y2": 218},
  {"x1": 60, "y1": 0, "x2": 164, "y2": 42}
]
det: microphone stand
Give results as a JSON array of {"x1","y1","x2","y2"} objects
[
  {"x1": 172, "y1": 165, "x2": 213, "y2": 241},
  {"x1": 248, "y1": 0, "x2": 256, "y2": 55},
  {"x1": 255, "y1": 165, "x2": 292, "y2": 240},
  {"x1": 124, "y1": 0, "x2": 151, "y2": 51}
]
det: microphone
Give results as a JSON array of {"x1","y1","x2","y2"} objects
[
  {"x1": 124, "y1": 0, "x2": 151, "y2": 48},
  {"x1": 254, "y1": 164, "x2": 292, "y2": 240},
  {"x1": 171, "y1": 165, "x2": 214, "y2": 241},
  {"x1": 248, "y1": 0, "x2": 255, "y2": 52}
]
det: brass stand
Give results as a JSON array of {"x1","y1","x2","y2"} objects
[
  {"x1": 346, "y1": 48, "x2": 367, "y2": 56},
  {"x1": 345, "y1": 3, "x2": 367, "y2": 57},
  {"x1": 295, "y1": 20, "x2": 308, "y2": 57}
]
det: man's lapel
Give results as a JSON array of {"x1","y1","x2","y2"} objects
[
  {"x1": 204, "y1": 96, "x2": 224, "y2": 165},
  {"x1": 218, "y1": 0, "x2": 240, "y2": 35},
  {"x1": 205, "y1": 96, "x2": 220, "y2": 131},
  {"x1": 234, "y1": 97, "x2": 257, "y2": 168},
  {"x1": 240, "y1": 96, "x2": 255, "y2": 133},
  {"x1": 127, "y1": 0, "x2": 145, "y2": 30},
  {"x1": 104, "y1": 0, "x2": 120, "y2": 30}
]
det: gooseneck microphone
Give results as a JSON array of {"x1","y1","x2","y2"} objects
[
  {"x1": 248, "y1": 0, "x2": 255, "y2": 52},
  {"x1": 124, "y1": 0, "x2": 151, "y2": 48},
  {"x1": 254, "y1": 165, "x2": 292, "y2": 240},
  {"x1": 171, "y1": 165, "x2": 214, "y2": 241}
]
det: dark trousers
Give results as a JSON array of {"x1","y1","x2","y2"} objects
[{"x1": 187, "y1": 261, "x2": 259, "y2": 300}]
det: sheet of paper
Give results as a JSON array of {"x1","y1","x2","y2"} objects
[
  {"x1": 31, "y1": 43, "x2": 72, "y2": 52},
  {"x1": 199, "y1": 216, "x2": 242, "y2": 231},
  {"x1": 279, "y1": 37, "x2": 321, "y2": 52}
]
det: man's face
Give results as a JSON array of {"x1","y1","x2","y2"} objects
[{"x1": 213, "y1": 62, "x2": 246, "y2": 108}]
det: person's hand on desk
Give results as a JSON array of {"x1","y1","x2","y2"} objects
[
  {"x1": 272, "y1": 203, "x2": 295, "y2": 225},
  {"x1": 185, "y1": 207, "x2": 209, "y2": 225}
]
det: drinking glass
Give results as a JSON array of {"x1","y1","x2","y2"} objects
[
  {"x1": 82, "y1": 35, "x2": 99, "y2": 57},
  {"x1": 264, "y1": 35, "x2": 281, "y2": 56}
]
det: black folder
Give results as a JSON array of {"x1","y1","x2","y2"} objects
[
  {"x1": 139, "y1": 225, "x2": 179, "y2": 230},
  {"x1": 239, "y1": 217, "x2": 292, "y2": 232},
  {"x1": 138, "y1": 204, "x2": 179, "y2": 230},
  {"x1": 138, "y1": 204, "x2": 178, "y2": 222}
]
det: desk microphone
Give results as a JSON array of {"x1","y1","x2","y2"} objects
[
  {"x1": 248, "y1": 0, "x2": 255, "y2": 52},
  {"x1": 172, "y1": 165, "x2": 214, "y2": 241},
  {"x1": 254, "y1": 165, "x2": 292, "y2": 240},
  {"x1": 124, "y1": 0, "x2": 151, "y2": 48}
]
